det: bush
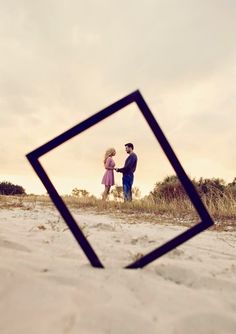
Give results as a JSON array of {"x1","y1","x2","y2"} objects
[
  {"x1": 132, "y1": 186, "x2": 141, "y2": 199},
  {"x1": 150, "y1": 175, "x2": 236, "y2": 205},
  {"x1": 111, "y1": 185, "x2": 123, "y2": 201},
  {"x1": 196, "y1": 177, "x2": 226, "y2": 205},
  {"x1": 150, "y1": 175, "x2": 188, "y2": 203},
  {"x1": 0, "y1": 181, "x2": 26, "y2": 195},
  {"x1": 71, "y1": 188, "x2": 90, "y2": 197},
  {"x1": 226, "y1": 177, "x2": 236, "y2": 199}
]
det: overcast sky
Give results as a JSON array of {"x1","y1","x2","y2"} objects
[{"x1": 0, "y1": 0, "x2": 235, "y2": 196}]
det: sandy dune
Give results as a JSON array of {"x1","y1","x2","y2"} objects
[{"x1": 0, "y1": 204, "x2": 236, "y2": 334}]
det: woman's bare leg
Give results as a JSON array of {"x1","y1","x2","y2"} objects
[{"x1": 102, "y1": 186, "x2": 111, "y2": 200}]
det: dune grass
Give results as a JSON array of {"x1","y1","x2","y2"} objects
[{"x1": 0, "y1": 193, "x2": 235, "y2": 231}]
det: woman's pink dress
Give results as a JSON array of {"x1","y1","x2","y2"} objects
[{"x1": 101, "y1": 157, "x2": 115, "y2": 186}]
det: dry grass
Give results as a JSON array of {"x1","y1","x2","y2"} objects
[
  {"x1": 0, "y1": 194, "x2": 53, "y2": 210},
  {"x1": 0, "y1": 194, "x2": 235, "y2": 231}
]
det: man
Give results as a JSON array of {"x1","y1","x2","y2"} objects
[{"x1": 115, "y1": 143, "x2": 138, "y2": 201}]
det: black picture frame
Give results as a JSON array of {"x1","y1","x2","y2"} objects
[{"x1": 26, "y1": 90, "x2": 214, "y2": 268}]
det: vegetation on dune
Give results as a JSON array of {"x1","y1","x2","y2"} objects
[
  {"x1": 0, "y1": 181, "x2": 26, "y2": 195},
  {"x1": 149, "y1": 175, "x2": 234, "y2": 203},
  {"x1": 147, "y1": 176, "x2": 236, "y2": 222},
  {"x1": 0, "y1": 176, "x2": 235, "y2": 230},
  {"x1": 72, "y1": 188, "x2": 90, "y2": 198}
]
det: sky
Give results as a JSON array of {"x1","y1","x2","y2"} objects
[{"x1": 0, "y1": 0, "x2": 235, "y2": 197}]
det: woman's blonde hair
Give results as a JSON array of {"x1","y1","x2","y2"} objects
[{"x1": 104, "y1": 148, "x2": 116, "y2": 164}]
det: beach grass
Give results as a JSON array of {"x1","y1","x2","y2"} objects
[{"x1": 0, "y1": 193, "x2": 235, "y2": 231}]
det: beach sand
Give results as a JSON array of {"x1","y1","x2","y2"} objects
[{"x1": 0, "y1": 203, "x2": 236, "y2": 334}]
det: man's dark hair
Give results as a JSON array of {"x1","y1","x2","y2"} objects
[{"x1": 125, "y1": 143, "x2": 134, "y2": 150}]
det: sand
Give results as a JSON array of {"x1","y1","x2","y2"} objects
[{"x1": 0, "y1": 203, "x2": 236, "y2": 334}]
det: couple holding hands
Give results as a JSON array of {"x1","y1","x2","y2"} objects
[{"x1": 101, "y1": 143, "x2": 138, "y2": 201}]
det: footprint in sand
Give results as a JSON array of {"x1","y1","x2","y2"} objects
[
  {"x1": 154, "y1": 264, "x2": 236, "y2": 291},
  {"x1": 91, "y1": 223, "x2": 116, "y2": 231},
  {"x1": 131, "y1": 235, "x2": 154, "y2": 245},
  {"x1": 154, "y1": 264, "x2": 195, "y2": 286},
  {"x1": 167, "y1": 248, "x2": 185, "y2": 258},
  {"x1": 173, "y1": 312, "x2": 236, "y2": 334},
  {"x1": 0, "y1": 238, "x2": 30, "y2": 253}
]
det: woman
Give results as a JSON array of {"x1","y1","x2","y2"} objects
[{"x1": 101, "y1": 148, "x2": 116, "y2": 200}]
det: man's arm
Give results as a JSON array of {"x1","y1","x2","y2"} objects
[{"x1": 116, "y1": 154, "x2": 136, "y2": 173}]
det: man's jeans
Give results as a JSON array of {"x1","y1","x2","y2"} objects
[{"x1": 122, "y1": 174, "x2": 134, "y2": 201}]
